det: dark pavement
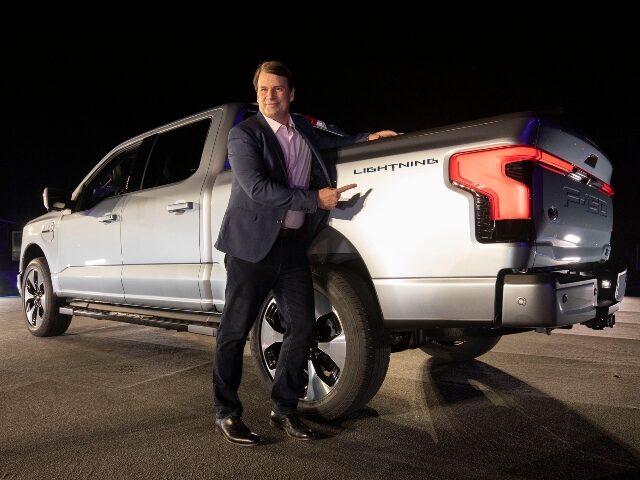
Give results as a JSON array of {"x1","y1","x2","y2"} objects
[{"x1": 1, "y1": 297, "x2": 639, "y2": 480}]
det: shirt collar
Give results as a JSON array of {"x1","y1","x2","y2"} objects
[{"x1": 263, "y1": 114, "x2": 295, "y2": 134}]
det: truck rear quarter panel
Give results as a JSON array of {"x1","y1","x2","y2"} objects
[{"x1": 327, "y1": 118, "x2": 537, "y2": 280}]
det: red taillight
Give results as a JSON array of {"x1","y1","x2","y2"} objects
[
  {"x1": 600, "y1": 183, "x2": 615, "y2": 196},
  {"x1": 450, "y1": 146, "x2": 540, "y2": 220},
  {"x1": 450, "y1": 145, "x2": 614, "y2": 223},
  {"x1": 537, "y1": 150, "x2": 574, "y2": 175}
]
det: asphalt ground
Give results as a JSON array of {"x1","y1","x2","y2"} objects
[{"x1": 1, "y1": 296, "x2": 639, "y2": 480}]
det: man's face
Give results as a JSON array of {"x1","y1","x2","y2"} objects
[{"x1": 256, "y1": 71, "x2": 294, "y2": 123}]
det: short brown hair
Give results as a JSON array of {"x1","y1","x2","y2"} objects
[{"x1": 253, "y1": 61, "x2": 294, "y2": 91}]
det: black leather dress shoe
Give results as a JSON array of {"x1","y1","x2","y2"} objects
[
  {"x1": 269, "y1": 411, "x2": 315, "y2": 440},
  {"x1": 215, "y1": 416, "x2": 261, "y2": 446}
]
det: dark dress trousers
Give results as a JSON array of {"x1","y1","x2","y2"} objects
[{"x1": 213, "y1": 112, "x2": 367, "y2": 418}]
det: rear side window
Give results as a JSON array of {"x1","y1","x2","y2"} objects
[
  {"x1": 142, "y1": 119, "x2": 210, "y2": 189},
  {"x1": 225, "y1": 109, "x2": 253, "y2": 170}
]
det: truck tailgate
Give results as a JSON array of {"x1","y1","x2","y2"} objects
[
  {"x1": 532, "y1": 166, "x2": 612, "y2": 266},
  {"x1": 531, "y1": 121, "x2": 614, "y2": 267}
]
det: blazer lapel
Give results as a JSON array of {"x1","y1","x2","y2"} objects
[{"x1": 293, "y1": 116, "x2": 332, "y2": 186}]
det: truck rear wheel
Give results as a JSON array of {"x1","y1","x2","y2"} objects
[
  {"x1": 21, "y1": 257, "x2": 71, "y2": 337},
  {"x1": 250, "y1": 265, "x2": 390, "y2": 421},
  {"x1": 420, "y1": 328, "x2": 500, "y2": 362}
]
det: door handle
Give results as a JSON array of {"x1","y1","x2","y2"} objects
[
  {"x1": 98, "y1": 213, "x2": 118, "y2": 223},
  {"x1": 167, "y1": 201, "x2": 194, "y2": 213}
]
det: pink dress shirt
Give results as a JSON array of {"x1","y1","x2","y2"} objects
[{"x1": 264, "y1": 115, "x2": 313, "y2": 229}]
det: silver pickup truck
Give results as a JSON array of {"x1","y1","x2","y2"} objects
[{"x1": 17, "y1": 102, "x2": 627, "y2": 420}]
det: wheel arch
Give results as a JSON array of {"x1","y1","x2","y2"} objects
[
  {"x1": 308, "y1": 226, "x2": 382, "y2": 317},
  {"x1": 19, "y1": 243, "x2": 46, "y2": 289}
]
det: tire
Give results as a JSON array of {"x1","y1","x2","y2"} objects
[
  {"x1": 420, "y1": 328, "x2": 501, "y2": 362},
  {"x1": 21, "y1": 257, "x2": 71, "y2": 337},
  {"x1": 250, "y1": 265, "x2": 390, "y2": 420}
]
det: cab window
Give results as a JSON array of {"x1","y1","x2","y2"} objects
[
  {"x1": 77, "y1": 143, "x2": 145, "y2": 211},
  {"x1": 141, "y1": 119, "x2": 210, "y2": 189}
]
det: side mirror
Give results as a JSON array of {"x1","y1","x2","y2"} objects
[{"x1": 42, "y1": 187, "x2": 71, "y2": 212}]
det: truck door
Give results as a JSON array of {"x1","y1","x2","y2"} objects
[
  {"x1": 56, "y1": 145, "x2": 145, "y2": 302},
  {"x1": 120, "y1": 116, "x2": 217, "y2": 310}
]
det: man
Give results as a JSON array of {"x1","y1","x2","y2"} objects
[{"x1": 213, "y1": 60, "x2": 397, "y2": 446}]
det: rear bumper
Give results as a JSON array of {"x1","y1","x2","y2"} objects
[{"x1": 501, "y1": 266, "x2": 626, "y2": 328}]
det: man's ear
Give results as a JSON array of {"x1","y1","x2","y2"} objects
[{"x1": 290, "y1": 88, "x2": 295, "y2": 102}]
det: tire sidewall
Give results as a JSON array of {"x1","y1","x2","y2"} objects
[
  {"x1": 22, "y1": 258, "x2": 59, "y2": 336},
  {"x1": 249, "y1": 265, "x2": 386, "y2": 419},
  {"x1": 299, "y1": 269, "x2": 365, "y2": 414}
]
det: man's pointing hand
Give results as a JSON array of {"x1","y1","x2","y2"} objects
[{"x1": 318, "y1": 184, "x2": 357, "y2": 210}]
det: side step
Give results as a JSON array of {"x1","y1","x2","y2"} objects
[{"x1": 59, "y1": 301, "x2": 221, "y2": 336}]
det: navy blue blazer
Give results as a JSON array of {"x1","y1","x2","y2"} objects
[{"x1": 215, "y1": 112, "x2": 368, "y2": 262}]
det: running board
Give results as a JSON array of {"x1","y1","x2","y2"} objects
[{"x1": 60, "y1": 301, "x2": 221, "y2": 336}]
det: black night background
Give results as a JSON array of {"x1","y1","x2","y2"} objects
[{"x1": 2, "y1": 14, "x2": 639, "y2": 295}]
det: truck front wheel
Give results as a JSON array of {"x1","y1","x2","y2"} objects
[
  {"x1": 420, "y1": 328, "x2": 501, "y2": 362},
  {"x1": 21, "y1": 257, "x2": 71, "y2": 337},
  {"x1": 250, "y1": 265, "x2": 390, "y2": 421}
]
